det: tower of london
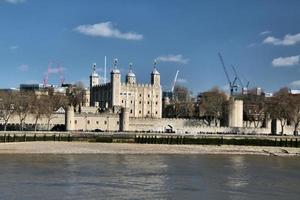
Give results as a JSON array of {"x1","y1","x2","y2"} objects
[{"x1": 90, "y1": 59, "x2": 162, "y2": 118}]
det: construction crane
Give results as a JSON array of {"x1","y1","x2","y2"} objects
[
  {"x1": 43, "y1": 62, "x2": 65, "y2": 87},
  {"x1": 218, "y1": 53, "x2": 238, "y2": 95},
  {"x1": 171, "y1": 70, "x2": 179, "y2": 93},
  {"x1": 231, "y1": 64, "x2": 250, "y2": 94}
]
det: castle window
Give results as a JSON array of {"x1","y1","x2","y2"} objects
[
  {"x1": 87, "y1": 120, "x2": 90, "y2": 124},
  {"x1": 148, "y1": 111, "x2": 150, "y2": 114},
  {"x1": 140, "y1": 94, "x2": 142, "y2": 97},
  {"x1": 147, "y1": 101, "x2": 150, "y2": 104},
  {"x1": 148, "y1": 94, "x2": 150, "y2": 97},
  {"x1": 122, "y1": 100, "x2": 124, "y2": 103},
  {"x1": 156, "y1": 111, "x2": 158, "y2": 114},
  {"x1": 104, "y1": 121, "x2": 107, "y2": 125},
  {"x1": 139, "y1": 110, "x2": 141, "y2": 114},
  {"x1": 117, "y1": 121, "x2": 119, "y2": 125},
  {"x1": 131, "y1": 100, "x2": 133, "y2": 104},
  {"x1": 156, "y1": 102, "x2": 158, "y2": 105},
  {"x1": 139, "y1": 101, "x2": 141, "y2": 104},
  {"x1": 74, "y1": 120, "x2": 77, "y2": 124},
  {"x1": 156, "y1": 95, "x2": 158, "y2": 98},
  {"x1": 130, "y1": 109, "x2": 133, "y2": 113},
  {"x1": 96, "y1": 121, "x2": 99, "y2": 124}
]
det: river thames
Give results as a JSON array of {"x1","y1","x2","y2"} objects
[{"x1": 0, "y1": 154, "x2": 299, "y2": 200}]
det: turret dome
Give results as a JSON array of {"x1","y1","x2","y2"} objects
[{"x1": 151, "y1": 67, "x2": 160, "y2": 75}]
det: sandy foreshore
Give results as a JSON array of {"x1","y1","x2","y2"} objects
[{"x1": 0, "y1": 142, "x2": 299, "y2": 156}]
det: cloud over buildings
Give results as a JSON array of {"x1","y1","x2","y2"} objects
[
  {"x1": 74, "y1": 21, "x2": 143, "y2": 41},
  {"x1": 156, "y1": 54, "x2": 189, "y2": 64},
  {"x1": 272, "y1": 55, "x2": 300, "y2": 67},
  {"x1": 263, "y1": 33, "x2": 300, "y2": 46}
]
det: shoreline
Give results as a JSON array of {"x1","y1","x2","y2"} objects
[{"x1": 0, "y1": 142, "x2": 299, "y2": 156}]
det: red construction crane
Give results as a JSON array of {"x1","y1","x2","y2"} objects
[{"x1": 43, "y1": 62, "x2": 65, "y2": 87}]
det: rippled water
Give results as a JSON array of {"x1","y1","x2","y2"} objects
[{"x1": 0, "y1": 154, "x2": 299, "y2": 200}]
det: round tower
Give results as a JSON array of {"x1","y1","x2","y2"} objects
[
  {"x1": 120, "y1": 107, "x2": 129, "y2": 131},
  {"x1": 111, "y1": 58, "x2": 121, "y2": 107},
  {"x1": 228, "y1": 98, "x2": 243, "y2": 128},
  {"x1": 65, "y1": 105, "x2": 75, "y2": 131},
  {"x1": 126, "y1": 63, "x2": 136, "y2": 84}
]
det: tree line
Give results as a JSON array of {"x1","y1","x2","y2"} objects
[
  {"x1": 163, "y1": 85, "x2": 300, "y2": 135},
  {"x1": 0, "y1": 83, "x2": 86, "y2": 131}
]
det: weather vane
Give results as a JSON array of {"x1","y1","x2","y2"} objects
[{"x1": 114, "y1": 58, "x2": 118, "y2": 69}]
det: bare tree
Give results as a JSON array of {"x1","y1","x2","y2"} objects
[
  {"x1": 14, "y1": 92, "x2": 33, "y2": 131},
  {"x1": 0, "y1": 91, "x2": 16, "y2": 131},
  {"x1": 199, "y1": 87, "x2": 227, "y2": 126},
  {"x1": 267, "y1": 88, "x2": 292, "y2": 135},
  {"x1": 242, "y1": 94, "x2": 266, "y2": 128},
  {"x1": 43, "y1": 94, "x2": 67, "y2": 131},
  {"x1": 289, "y1": 94, "x2": 300, "y2": 135},
  {"x1": 67, "y1": 82, "x2": 86, "y2": 112},
  {"x1": 31, "y1": 94, "x2": 47, "y2": 131}
]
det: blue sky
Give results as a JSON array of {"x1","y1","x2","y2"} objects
[{"x1": 1, "y1": 0, "x2": 300, "y2": 94}]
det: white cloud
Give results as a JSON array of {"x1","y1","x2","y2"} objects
[
  {"x1": 177, "y1": 78, "x2": 187, "y2": 84},
  {"x1": 9, "y1": 45, "x2": 19, "y2": 50},
  {"x1": 290, "y1": 80, "x2": 300, "y2": 88},
  {"x1": 3, "y1": 0, "x2": 25, "y2": 4},
  {"x1": 74, "y1": 21, "x2": 143, "y2": 41},
  {"x1": 156, "y1": 54, "x2": 189, "y2": 64},
  {"x1": 263, "y1": 33, "x2": 300, "y2": 46},
  {"x1": 260, "y1": 30, "x2": 271, "y2": 35},
  {"x1": 246, "y1": 43, "x2": 257, "y2": 48},
  {"x1": 18, "y1": 64, "x2": 29, "y2": 71},
  {"x1": 272, "y1": 55, "x2": 300, "y2": 67}
]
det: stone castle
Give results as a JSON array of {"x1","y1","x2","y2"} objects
[
  {"x1": 1, "y1": 59, "x2": 295, "y2": 135},
  {"x1": 64, "y1": 60, "x2": 248, "y2": 133},
  {"x1": 89, "y1": 59, "x2": 162, "y2": 118}
]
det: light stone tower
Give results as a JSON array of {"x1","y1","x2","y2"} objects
[
  {"x1": 90, "y1": 63, "x2": 99, "y2": 88},
  {"x1": 126, "y1": 63, "x2": 136, "y2": 85},
  {"x1": 151, "y1": 60, "x2": 160, "y2": 86},
  {"x1": 111, "y1": 58, "x2": 121, "y2": 107},
  {"x1": 228, "y1": 98, "x2": 243, "y2": 128},
  {"x1": 65, "y1": 105, "x2": 75, "y2": 131},
  {"x1": 89, "y1": 63, "x2": 99, "y2": 106}
]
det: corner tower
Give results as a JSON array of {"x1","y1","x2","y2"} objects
[
  {"x1": 111, "y1": 58, "x2": 121, "y2": 107},
  {"x1": 151, "y1": 60, "x2": 160, "y2": 86},
  {"x1": 90, "y1": 63, "x2": 99, "y2": 106}
]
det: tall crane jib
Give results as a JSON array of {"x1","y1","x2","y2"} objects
[{"x1": 218, "y1": 53, "x2": 238, "y2": 96}]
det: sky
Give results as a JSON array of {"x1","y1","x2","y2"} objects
[{"x1": 1, "y1": 0, "x2": 300, "y2": 95}]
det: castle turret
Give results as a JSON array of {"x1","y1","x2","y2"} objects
[
  {"x1": 228, "y1": 98, "x2": 243, "y2": 128},
  {"x1": 126, "y1": 63, "x2": 136, "y2": 85},
  {"x1": 90, "y1": 63, "x2": 99, "y2": 106},
  {"x1": 65, "y1": 105, "x2": 75, "y2": 131},
  {"x1": 151, "y1": 60, "x2": 160, "y2": 86},
  {"x1": 90, "y1": 63, "x2": 99, "y2": 88},
  {"x1": 111, "y1": 59, "x2": 121, "y2": 107},
  {"x1": 120, "y1": 107, "x2": 129, "y2": 131}
]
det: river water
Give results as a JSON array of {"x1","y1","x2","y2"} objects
[{"x1": 0, "y1": 154, "x2": 299, "y2": 200}]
